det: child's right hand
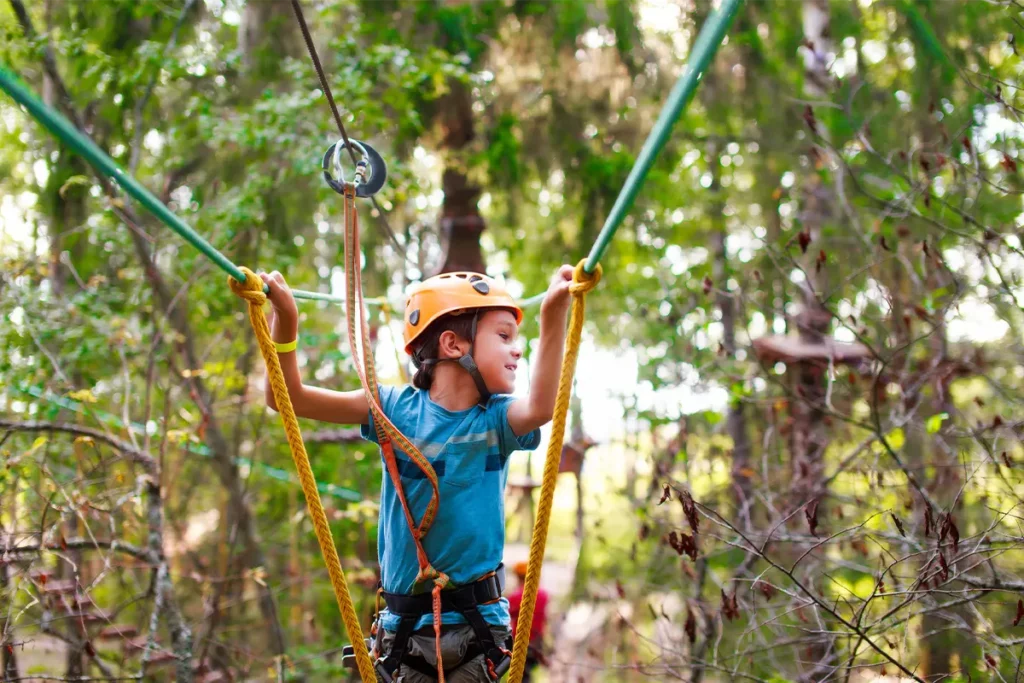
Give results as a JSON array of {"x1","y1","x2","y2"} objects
[{"x1": 259, "y1": 271, "x2": 298, "y2": 327}]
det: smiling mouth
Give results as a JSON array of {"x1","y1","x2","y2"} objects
[{"x1": 506, "y1": 364, "x2": 517, "y2": 371}]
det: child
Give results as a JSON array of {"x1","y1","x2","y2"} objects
[{"x1": 259, "y1": 265, "x2": 574, "y2": 682}]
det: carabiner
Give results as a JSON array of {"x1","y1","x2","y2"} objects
[{"x1": 322, "y1": 138, "x2": 388, "y2": 198}]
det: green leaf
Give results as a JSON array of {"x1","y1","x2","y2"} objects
[
  {"x1": 58, "y1": 175, "x2": 91, "y2": 198},
  {"x1": 926, "y1": 413, "x2": 950, "y2": 434},
  {"x1": 886, "y1": 428, "x2": 905, "y2": 450}
]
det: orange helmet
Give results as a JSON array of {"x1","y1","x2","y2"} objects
[
  {"x1": 513, "y1": 561, "x2": 529, "y2": 578},
  {"x1": 403, "y1": 272, "x2": 523, "y2": 354}
]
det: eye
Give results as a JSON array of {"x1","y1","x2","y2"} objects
[{"x1": 499, "y1": 333, "x2": 510, "y2": 341}]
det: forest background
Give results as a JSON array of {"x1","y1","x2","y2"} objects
[{"x1": 1, "y1": 0, "x2": 1023, "y2": 681}]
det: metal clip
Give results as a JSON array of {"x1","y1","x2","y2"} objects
[{"x1": 322, "y1": 138, "x2": 387, "y2": 198}]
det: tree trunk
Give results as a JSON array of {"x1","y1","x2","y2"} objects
[
  {"x1": 791, "y1": 2, "x2": 837, "y2": 678},
  {"x1": 438, "y1": 79, "x2": 486, "y2": 274},
  {"x1": 908, "y1": 12, "x2": 971, "y2": 670},
  {"x1": 2, "y1": 487, "x2": 20, "y2": 681},
  {"x1": 708, "y1": 149, "x2": 754, "y2": 526},
  {"x1": 239, "y1": 0, "x2": 302, "y2": 83}
]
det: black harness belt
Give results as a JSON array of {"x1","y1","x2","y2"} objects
[{"x1": 371, "y1": 564, "x2": 511, "y2": 682}]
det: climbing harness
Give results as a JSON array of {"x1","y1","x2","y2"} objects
[
  {"x1": 351, "y1": 564, "x2": 512, "y2": 682},
  {"x1": 0, "y1": 0, "x2": 744, "y2": 679},
  {"x1": 404, "y1": 272, "x2": 524, "y2": 406},
  {"x1": 337, "y1": 169, "x2": 520, "y2": 681}
]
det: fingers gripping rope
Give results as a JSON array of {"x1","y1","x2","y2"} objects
[
  {"x1": 507, "y1": 259, "x2": 601, "y2": 683},
  {"x1": 229, "y1": 268, "x2": 377, "y2": 683}
]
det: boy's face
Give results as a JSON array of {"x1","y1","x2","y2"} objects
[{"x1": 471, "y1": 309, "x2": 523, "y2": 395}]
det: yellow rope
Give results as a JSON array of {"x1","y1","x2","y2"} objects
[
  {"x1": 507, "y1": 259, "x2": 601, "y2": 683},
  {"x1": 229, "y1": 267, "x2": 376, "y2": 683}
]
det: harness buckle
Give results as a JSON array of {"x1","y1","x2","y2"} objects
[
  {"x1": 487, "y1": 649, "x2": 512, "y2": 680},
  {"x1": 373, "y1": 655, "x2": 398, "y2": 683}
]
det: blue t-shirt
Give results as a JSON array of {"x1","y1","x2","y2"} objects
[{"x1": 361, "y1": 384, "x2": 541, "y2": 631}]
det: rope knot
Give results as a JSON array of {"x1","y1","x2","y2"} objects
[
  {"x1": 570, "y1": 259, "x2": 602, "y2": 295},
  {"x1": 228, "y1": 266, "x2": 267, "y2": 305},
  {"x1": 416, "y1": 565, "x2": 449, "y2": 589}
]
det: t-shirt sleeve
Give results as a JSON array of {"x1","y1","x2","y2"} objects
[
  {"x1": 359, "y1": 384, "x2": 400, "y2": 445},
  {"x1": 491, "y1": 395, "x2": 542, "y2": 457}
]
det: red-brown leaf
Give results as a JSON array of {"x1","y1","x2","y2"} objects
[
  {"x1": 671, "y1": 532, "x2": 697, "y2": 562},
  {"x1": 802, "y1": 105, "x2": 817, "y2": 134},
  {"x1": 685, "y1": 608, "x2": 697, "y2": 643},
  {"x1": 1013, "y1": 598, "x2": 1024, "y2": 627},
  {"x1": 702, "y1": 276, "x2": 713, "y2": 295},
  {"x1": 805, "y1": 499, "x2": 820, "y2": 537},
  {"x1": 798, "y1": 230, "x2": 811, "y2": 254},
  {"x1": 680, "y1": 490, "x2": 699, "y2": 535},
  {"x1": 721, "y1": 589, "x2": 739, "y2": 622},
  {"x1": 940, "y1": 512, "x2": 960, "y2": 554},
  {"x1": 890, "y1": 513, "x2": 906, "y2": 537},
  {"x1": 658, "y1": 484, "x2": 671, "y2": 505}
]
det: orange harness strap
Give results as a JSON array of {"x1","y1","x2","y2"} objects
[{"x1": 341, "y1": 185, "x2": 451, "y2": 678}]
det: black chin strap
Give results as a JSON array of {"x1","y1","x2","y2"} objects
[
  {"x1": 415, "y1": 311, "x2": 491, "y2": 406},
  {"x1": 456, "y1": 354, "x2": 491, "y2": 406}
]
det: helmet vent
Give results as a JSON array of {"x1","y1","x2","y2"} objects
[
  {"x1": 456, "y1": 273, "x2": 468, "y2": 279},
  {"x1": 469, "y1": 274, "x2": 483, "y2": 282},
  {"x1": 409, "y1": 309, "x2": 420, "y2": 326},
  {"x1": 472, "y1": 281, "x2": 490, "y2": 295}
]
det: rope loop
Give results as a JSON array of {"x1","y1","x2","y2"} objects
[
  {"x1": 570, "y1": 259, "x2": 602, "y2": 296},
  {"x1": 228, "y1": 266, "x2": 267, "y2": 306}
]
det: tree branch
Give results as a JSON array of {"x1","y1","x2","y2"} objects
[
  {"x1": 0, "y1": 420, "x2": 157, "y2": 474},
  {"x1": 9, "y1": 4, "x2": 288, "y2": 658}
]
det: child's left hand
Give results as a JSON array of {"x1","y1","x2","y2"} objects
[{"x1": 540, "y1": 264, "x2": 574, "y2": 316}]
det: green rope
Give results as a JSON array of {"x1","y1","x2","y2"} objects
[
  {"x1": 0, "y1": 65, "x2": 248, "y2": 282},
  {"x1": 0, "y1": 63, "x2": 335, "y2": 305},
  {"x1": 583, "y1": 0, "x2": 744, "y2": 274},
  {"x1": 15, "y1": 385, "x2": 364, "y2": 502},
  {"x1": 3, "y1": 0, "x2": 741, "y2": 291}
]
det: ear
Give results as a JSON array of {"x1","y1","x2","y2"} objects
[{"x1": 437, "y1": 330, "x2": 470, "y2": 359}]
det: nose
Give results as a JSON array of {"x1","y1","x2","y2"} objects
[{"x1": 511, "y1": 345, "x2": 523, "y2": 359}]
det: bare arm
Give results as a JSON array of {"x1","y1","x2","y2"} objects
[
  {"x1": 261, "y1": 271, "x2": 369, "y2": 426},
  {"x1": 507, "y1": 265, "x2": 573, "y2": 435}
]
